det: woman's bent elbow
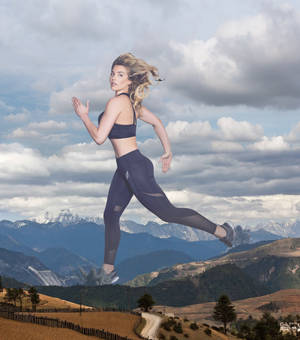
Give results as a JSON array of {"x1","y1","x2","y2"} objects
[{"x1": 95, "y1": 136, "x2": 105, "y2": 145}]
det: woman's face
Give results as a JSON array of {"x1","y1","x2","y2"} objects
[{"x1": 110, "y1": 65, "x2": 131, "y2": 93}]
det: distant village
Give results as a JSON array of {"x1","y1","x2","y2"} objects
[{"x1": 280, "y1": 322, "x2": 300, "y2": 336}]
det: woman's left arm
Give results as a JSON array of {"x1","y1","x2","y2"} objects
[{"x1": 139, "y1": 105, "x2": 172, "y2": 173}]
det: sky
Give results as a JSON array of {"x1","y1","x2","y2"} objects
[{"x1": 1, "y1": 0, "x2": 300, "y2": 228}]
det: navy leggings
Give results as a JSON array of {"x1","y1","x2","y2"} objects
[{"x1": 103, "y1": 149, "x2": 217, "y2": 265}]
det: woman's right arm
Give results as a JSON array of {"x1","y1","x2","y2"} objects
[
  {"x1": 72, "y1": 96, "x2": 122, "y2": 145},
  {"x1": 139, "y1": 105, "x2": 172, "y2": 172}
]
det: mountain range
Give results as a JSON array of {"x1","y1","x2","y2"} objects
[
  {"x1": 0, "y1": 219, "x2": 228, "y2": 286},
  {"x1": 33, "y1": 209, "x2": 296, "y2": 240},
  {"x1": 0, "y1": 213, "x2": 297, "y2": 288}
]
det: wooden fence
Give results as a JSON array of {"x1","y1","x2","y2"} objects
[{"x1": 0, "y1": 311, "x2": 138, "y2": 340}]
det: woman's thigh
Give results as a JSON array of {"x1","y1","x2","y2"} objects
[{"x1": 125, "y1": 155, "x2": 173, "y2": 215}]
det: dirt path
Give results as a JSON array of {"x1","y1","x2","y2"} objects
[{"x1": 140, "y1": 312, "x2": 162, "y2": 340}]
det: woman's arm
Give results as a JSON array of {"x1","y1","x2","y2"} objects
[
  {"x1": 139, "y1": 105, "x2": 172, "y2": 172},
  {"x1": 72, "y1": 96, "x2": 122, "y2": 145}
]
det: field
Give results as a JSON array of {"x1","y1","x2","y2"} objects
[
  {"x1": 0, "y1": 288, "x2": 141, "y2": 340},
  {"x1": 0, "y1": 317, "x2": 99, "y2": 340},
  {"x1": 24, "y1": 311, "x2": 141, "y2": 340},
  {"x1": 152, "y1": 289, "x2": 300, "y2": 323}
]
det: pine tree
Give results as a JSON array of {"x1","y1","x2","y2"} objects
[
  {"x1": 28, "y1": 286, "x2": 40, "y2": 312},
  {"x1": 213, "y1": 294, "x2": 236, "y2": 334},
  {"x1": 137, "y1": 293, "x2": 155, "y2": 312},
  {"x1": 17, "y1": 288, "x2": 26, "y2": 312},
  {"x1": 253, "y1": 312, "x2": 280, "y2": 340}
]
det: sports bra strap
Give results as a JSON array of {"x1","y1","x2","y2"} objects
[{"x1": 117, "y1": 92, "x2": 136, "y2": 125}]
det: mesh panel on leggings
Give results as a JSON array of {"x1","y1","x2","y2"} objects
[
  {"x1": 171, "y1": 213, "x2": 217, "y2": 234},
  {"x1": 144, "y1": 192, "x2": 164, "y2": 197}
]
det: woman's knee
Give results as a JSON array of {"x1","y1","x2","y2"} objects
[{"x1": 103, "y1": 206, "x2": 122, "y2": 223}]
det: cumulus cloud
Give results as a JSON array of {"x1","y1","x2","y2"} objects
[
  {"x1": 166, "y1": 120, "x2": 214, "y2": 141},
  {"x1": 28, "y1": 120, "x2": 66, "y2": 130},
  {"x1": 11, "y1": 128, "x2": 41, "y2": 139},
  {"x1": 0, "y1": 143, "x2": 49, "y2": 180},
  {"x1": 5, "y1": 110, "x2": 30, "y2": 123},
  {"x1": 2, "y1": 120, "x2": 300, "y2": 224},
  {"x1": 9, "y1": 120, "x2": 69, "y2": 144},
  {"x1": 250, "y1": 136, "x2": 290, "y2": 151},
  {"x1": 217, "y1": 117, "x2": 263, "y2": 141},
  {"x1": 168, "y1": 3, "x2": 300, "y2": 109}
]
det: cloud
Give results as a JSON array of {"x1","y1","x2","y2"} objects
[
  {"x1": 168, "y1": 3, "x2": 300, "y2": 109},
  {"x1": 28, "y1": 120, "x2": 66, "y2": 130},
  {"x1": 0, "y1": 143, "x2": 49, "y2": 180},
  {"x1": 49, "y1": 75, "x2": 111, "y2": 115},
  {"x1": 250, "y1": 136, "x2": 290, "y2": 151},
  {"x1": 5, "y1": 110, "x2": 30, "y2": 123},
  {"x1": 217, "y1": 117, "x2": 263, "y2": 141},
  {"x1": 2, "y1": 118, "x2": 300, "y2": 224},
  {"x1": 166, "y1": 120, "x2": 214, "y2": 141}
]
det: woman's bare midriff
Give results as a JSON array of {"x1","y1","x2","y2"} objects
[{"x1": 110, "y1": 136, "x2": 138, "y2": 158}]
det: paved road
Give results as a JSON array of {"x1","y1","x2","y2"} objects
[{"x1": 140, "y1": 312, "x2": 162, "y2": 340}]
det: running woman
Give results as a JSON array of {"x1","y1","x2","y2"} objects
[{"x1": 72, "y1": 53, "x2": 236, "y2": 285}]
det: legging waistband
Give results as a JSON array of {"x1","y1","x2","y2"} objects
[{"x1": 116, "y1": 149, "x2": 143, "y2": 168}]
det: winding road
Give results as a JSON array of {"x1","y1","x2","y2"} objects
[{"x1": 140, "y1": 312, "x2": 162, "y2": 340}]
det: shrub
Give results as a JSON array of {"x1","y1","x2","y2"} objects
[
  {"x1": 173, "y1": 322, "x2": 183, "y2": 333},
  {"x1": 211, "y1": 326, "x2": 219, "y2": 331},
  {"x1": 158, "y1": 333, "x2": 166, "y2": 340},
  {"x1": 161, "y1": 318, "x2": 177, "y2": 331},
  {"x1": 203, "y1": 323, "x2": 210, "y2": 327},
  {"x1": 190, "y1": 322, "x2": 199, "y2": 330},
  {"x1": 204, "y1": 328, "x2": 212, "y2": 336},
  {"x1": 184, "y1": 317, "x2": 189, "y2": 322},
  {"x1": 184, "y1": 334, "x2": 189, "y2": 338},
  {"x1": 170, "y1": 336, "x2": 178, "y2": 340},
  {"x1": 162, "y1": 322, "x2": 171, "y2": 331}
]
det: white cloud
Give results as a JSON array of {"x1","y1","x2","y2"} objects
[
  {"x1": 0, "y1": 143, "x2": 49, "y2": 180},
  {"x1": 250, "y1": 136, "x2": 290, "y2": 152},
  {"x1": 166, "y1": 120, "x2": 214, "y2": 141},
  {"x1": 217, "y1": 117, "x2": 263, "y2": 141},
  {"x1": 211, "y1": 141, "x2": 244, "y2": 152},
  {"x1": 5, "y1": 110, "x2": 30, "y2": 122},
  {"x1": 11, "y1": 128, "x2": 41, "y2": 139},
  {"x1": 28, "y1": 120, "x2": 66, "y2": 130}
]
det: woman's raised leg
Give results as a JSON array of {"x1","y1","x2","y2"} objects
[{"x1": 125, "y1": 155, "x2": 220, "y2": 235}]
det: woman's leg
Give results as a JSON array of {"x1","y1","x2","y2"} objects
[
  {"x1": 125, "y1": 154, "x2": 218, "y2": 235},
  {"x1": 103, "y1": 167, "x2": 133, "y2": 266}
]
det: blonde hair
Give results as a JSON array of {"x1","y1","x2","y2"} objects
[{"x1": 111, "y1": 53, "x2": 162, "y2": 111}]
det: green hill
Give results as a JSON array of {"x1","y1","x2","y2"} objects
[{"x1": 127, "y1": 238, "x2": 300, "y2": 287}]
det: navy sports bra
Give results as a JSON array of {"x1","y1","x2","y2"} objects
[{"x1": 98, "y1": 92, "x2": 137, "y2": 139}]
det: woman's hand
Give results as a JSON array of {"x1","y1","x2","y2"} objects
[
  {"x1": 159, "y1": 151, "x2": 172, "y2": 173},
  {"x1": 72, "y1": 97, "x2": 89, "y2": 118}
]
